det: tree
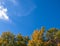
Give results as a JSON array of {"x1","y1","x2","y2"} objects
[
  {"x1": 54, "y1": 31, "x2": 60, "y2": 44},
  {"x1": 0, "y1": 27, "x2": 60, "y2": 46},
  {"x1": 16, "y1": 33, "x2": 29, "y2": 46},
  {"x1": 46, "y1": 28, "x2": 58, "y2": 40},
  {"x1": 28, "y1": 27, "x2": 45, "y2": 46},
  {"x1": 1, "y1": 32, "x2": 15, "y2": 46},
  {"x1": 0, "y1": 32, "x2": 29, "y2": 46}
]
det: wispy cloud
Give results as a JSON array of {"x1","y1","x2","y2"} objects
[
  {"x1": 0, "y1": 0, "x2": 36, "y2": 22},
  {"x1": 15, "y1": 0, "x2": 37, "y2": 16},
  {"x1": 0, "y1": 0, "x2": 18, "y2": 6},
  {"x1": 9, "y1": 0, "x2": 18, "y2": 5},
  {"x1": 0, "y1": 5, "x2": 14, "y2": 25},
  {"x1": 0, "y1": 5, "x2": 9, "y2": 21},
  {"x1": 0, "y1": 0, "x2": 36, "y2": 17}
]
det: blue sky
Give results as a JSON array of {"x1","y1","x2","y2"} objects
[{"x1": 0, "y1": 0, "x2": 60, "y2": 36}]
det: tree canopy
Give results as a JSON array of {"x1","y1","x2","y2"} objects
[{"x1": 0, "y1": 27, "x2": 60, "y2": 46}]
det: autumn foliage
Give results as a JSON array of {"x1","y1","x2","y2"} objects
[{"x1": 0, "y1": 27, "x2": 60, "y2": 46}]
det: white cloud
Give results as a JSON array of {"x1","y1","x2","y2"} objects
[
  {"x1": 0, "y1": 0, "x2": 16, "y2": 24},
  {"x1": 0, "y1": 5, "x2": 9, "y2": 21}
]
